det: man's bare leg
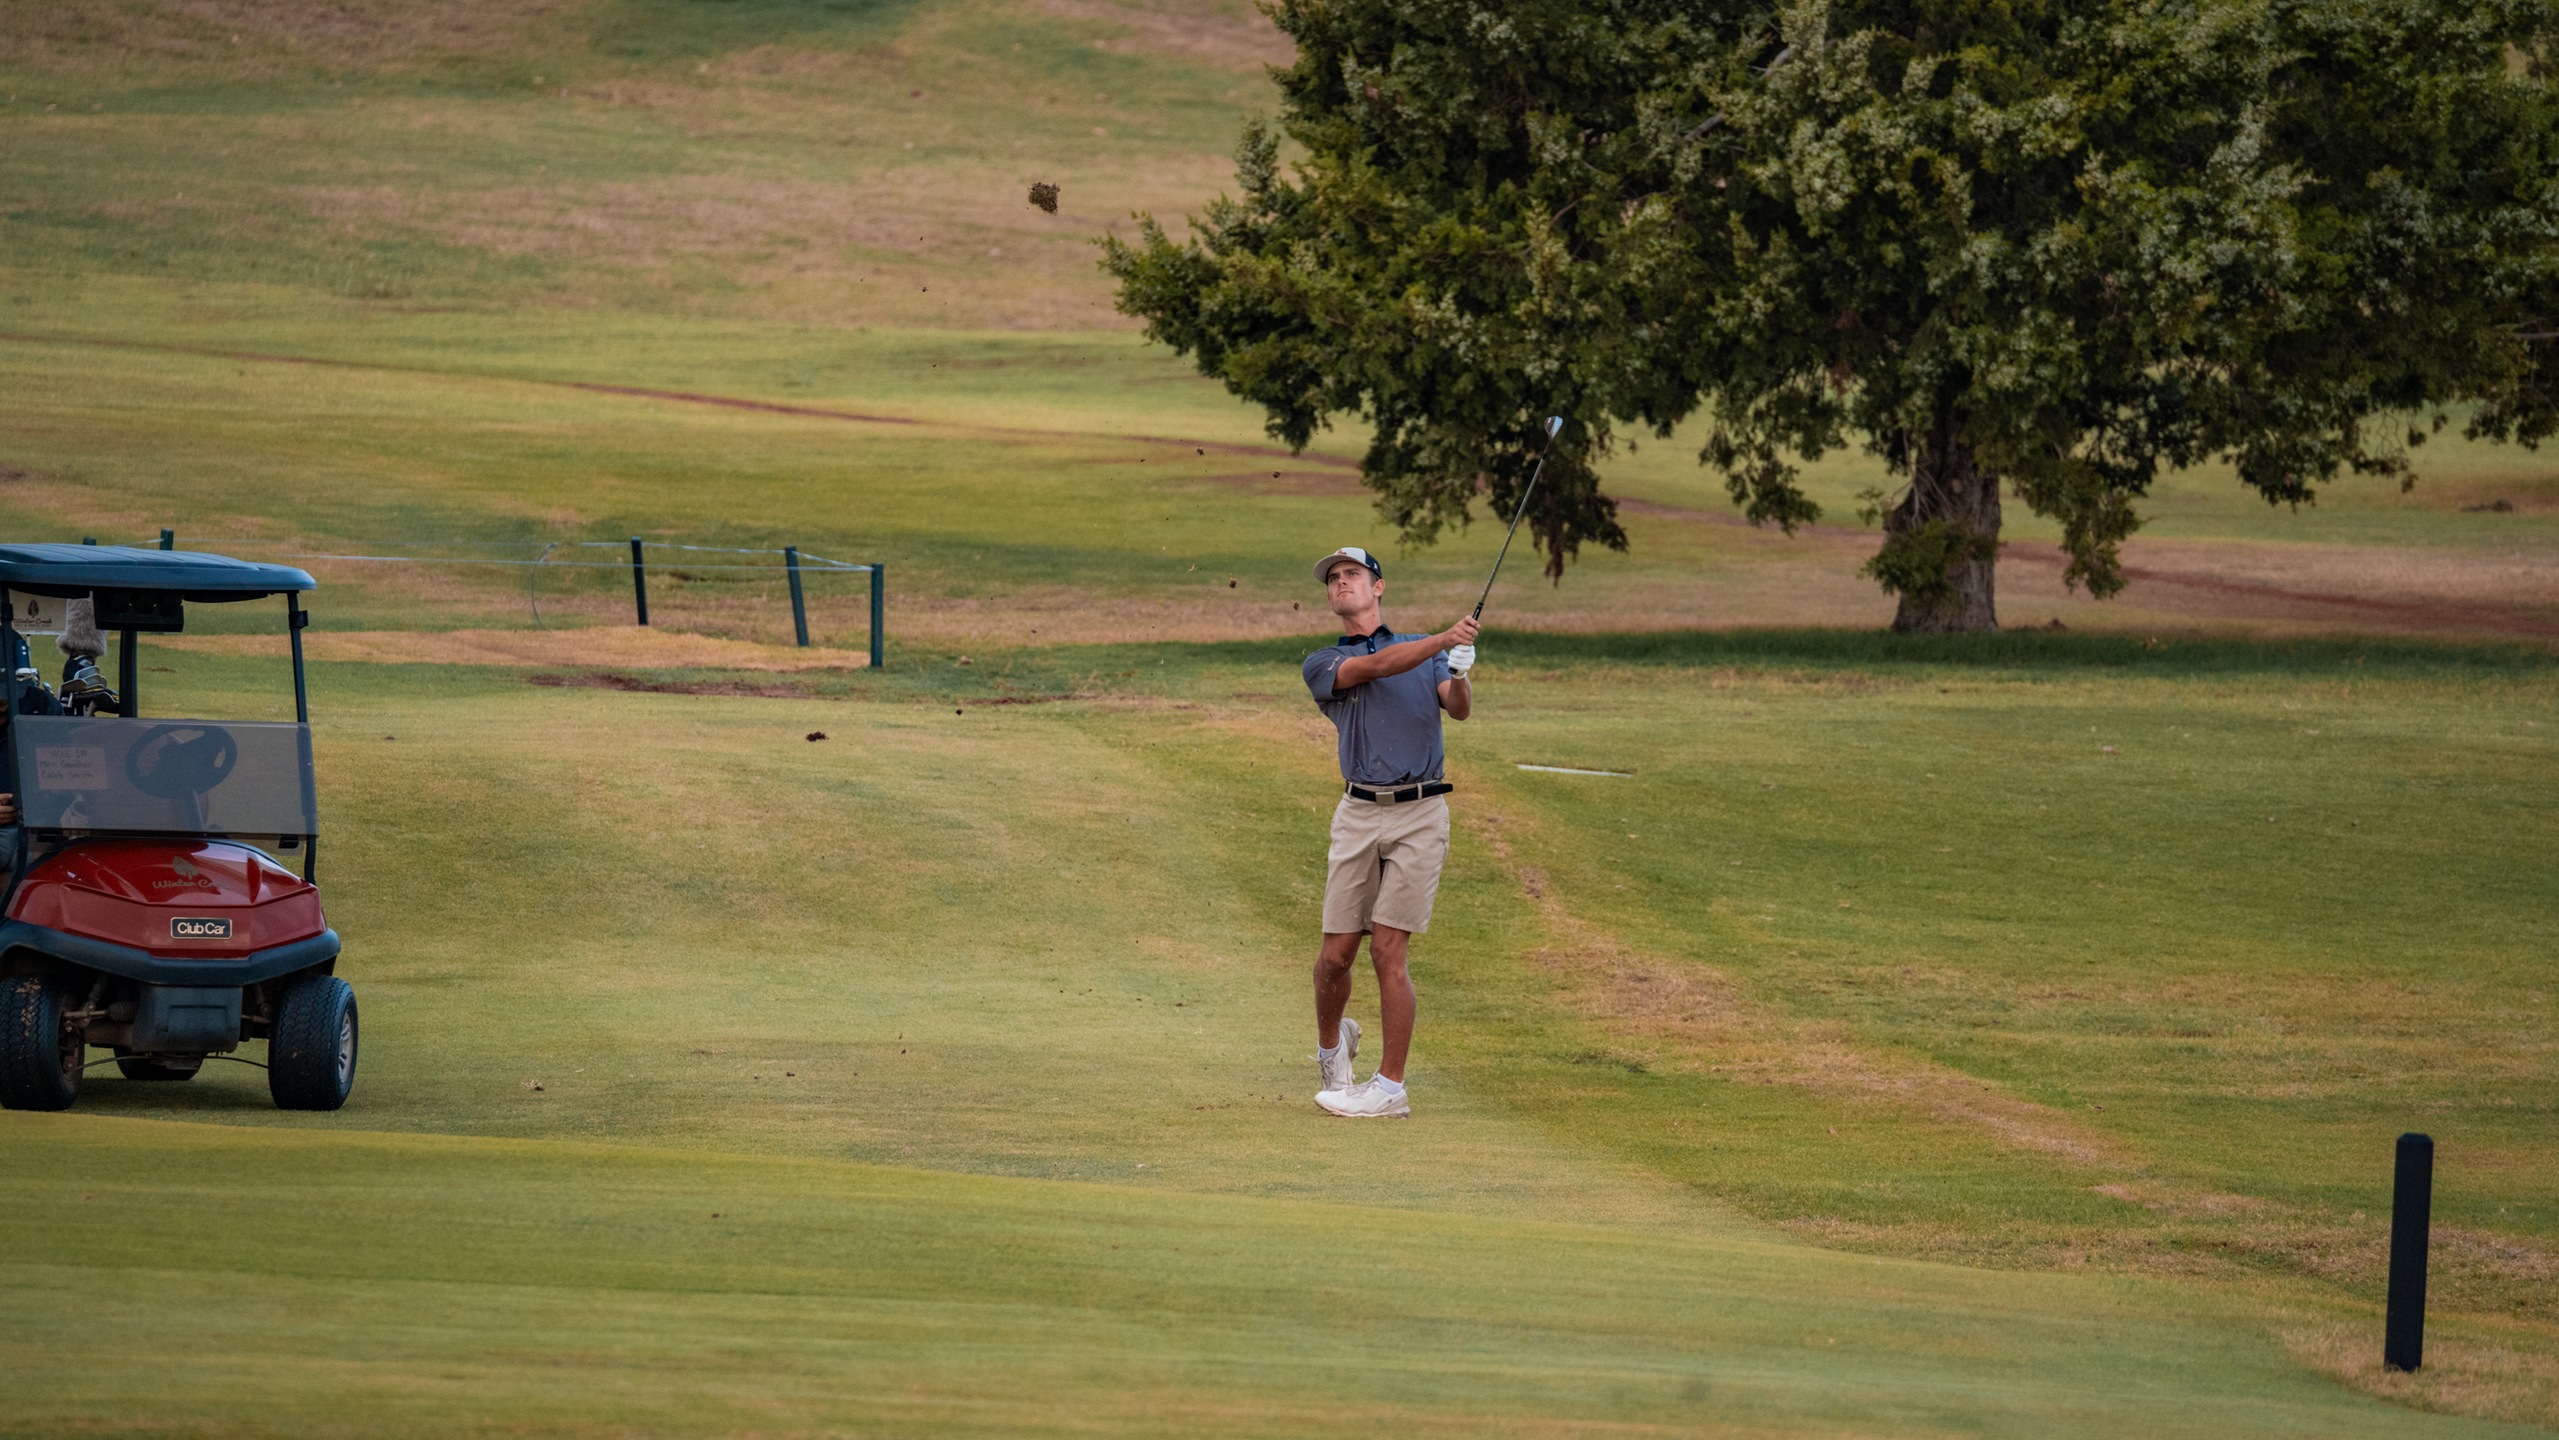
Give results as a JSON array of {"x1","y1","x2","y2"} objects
[
  {"x1": 1369, "y1": 924, "x2": 1415, "y2": 1082},
  {"x1": 1314, "y1": 931, "x2": 1363, "y2": 1049}
]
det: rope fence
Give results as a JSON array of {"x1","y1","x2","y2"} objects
[{"x1": 137, "y1": 530, "x2": 885, "y2": 668}]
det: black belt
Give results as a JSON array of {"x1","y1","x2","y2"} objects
[{"x1": 1346, "y1": 781, "x2": 1452, "y2": 804}]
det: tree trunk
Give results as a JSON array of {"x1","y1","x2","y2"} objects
[{"x1": 1883, "y1": 423, "x2": 2001, "y2": 633}]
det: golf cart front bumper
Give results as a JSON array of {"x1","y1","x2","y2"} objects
[{"x1": 0, "y1": 919, "x2": 339, "y2": 987}]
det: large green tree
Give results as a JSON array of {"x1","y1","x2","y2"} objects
[{"x1": 1107, "y1": 0, "x2": 2559, "y2": 630}]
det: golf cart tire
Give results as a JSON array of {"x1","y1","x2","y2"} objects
[
  {"x1": 0, "y1": 975, "x2": 82, "y2": 1111},
  {"x1": 113, "y1": 1049, "x2": 203, "y2": 1082},
  {"x1": 269, "y1": 974, "x2": 357, "y2": 1112}
]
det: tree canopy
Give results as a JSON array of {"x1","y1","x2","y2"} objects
[{"x1": 1106, "y1": 0, "x2": 2559, "y2": 629}]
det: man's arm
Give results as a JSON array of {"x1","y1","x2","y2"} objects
[
  {"x1": 1437, "y1": 675, "x2": 1471, "y2": 720},
  {"x1": 1334, "y1": 615, "x2": 1480, "y2": 689}
]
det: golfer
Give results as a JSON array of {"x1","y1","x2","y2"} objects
[{"x1": 1303, "y1": 546, "x2": 1477, "y2": 1118}]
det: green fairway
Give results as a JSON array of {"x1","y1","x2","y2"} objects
[
  {"x1": 4, "y1": 1, "x2": 2556, "y2": 1434},
  {"x1": 0, "y1": 1114, "x2": 2532, "y2": 1440},
  {"x1": 2, "y1": 638, "x2": 2545, "y2": 1431}
]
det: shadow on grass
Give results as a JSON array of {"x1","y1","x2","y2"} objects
[
  {"x1": 308, "y1": 626, "x2": 2555, "y2": 715},
  {"x1": 67, "y1": 1060, "x2": 279, "y2": 1116},
  {"x1": 1094, "y1": 627, "x2": 2559, "y2": 681},
  {"x1": 1491, "y1": 627, "x2": 2559, "y2": 676}
]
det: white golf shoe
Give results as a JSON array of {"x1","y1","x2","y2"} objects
[
  {"x1": 1317, "y1": 1017, "x2": 1361, "y2": 1092},
  {"x1": 1315, "y1": 1077, "x2": 1410, "y2": 1119}
]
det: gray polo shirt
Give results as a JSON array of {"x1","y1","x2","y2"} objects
[{"x1": 1303, "y1": 625, "x2": 1449, "y2": 786}]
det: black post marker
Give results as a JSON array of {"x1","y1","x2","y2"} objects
[
  {"x1": 158, "y1": 528, "x2": 174, "y2": 551},
  {"x1": 785, "y1": 546, "x2": 810, "y2": 647},
  {"x1": 2385, "y1": 1132, "x2": 2433, "y2": 1372},
  {"x1": 868, "y1": 564, "x2": 885, "y2": 671},
  {"x1": 629, "y1": 537, "x2": 650, "y2": 626}
]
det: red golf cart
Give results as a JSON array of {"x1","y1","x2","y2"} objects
[{"x1": 0, "y1": 544, "x2": 353, "y2": 1111}]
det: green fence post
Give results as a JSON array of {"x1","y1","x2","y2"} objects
[{"x1": 785, "y1": 546, "x2": 810, "y2": 647}]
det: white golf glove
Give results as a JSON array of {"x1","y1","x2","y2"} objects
[{"x1": 1447, "y1": 643, "x2": 1476, "y2": 677}]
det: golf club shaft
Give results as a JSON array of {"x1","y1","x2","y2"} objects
[{"x1": 1474, "y1": 452, "x2": 1552, "y2": 621}]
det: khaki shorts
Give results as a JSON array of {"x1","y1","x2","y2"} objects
[{"x1": 1321, "y1": 790, "x2": 1451, "y2": 935}]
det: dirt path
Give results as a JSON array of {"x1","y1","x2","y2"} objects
[
  {"x1": 0, "y1": 330, "x2": 1356, "y2": 467},
  {"x1": 1618, "y1": 497, "x2": 2559, "y2": 644},
  {"x1": 15, "y1": 329, "x2": 2550, "y2": 644}
]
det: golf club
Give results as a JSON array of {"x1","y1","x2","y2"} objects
[{"x1": 1473, "y1": 415, "x2": 1566, "y2": 621}]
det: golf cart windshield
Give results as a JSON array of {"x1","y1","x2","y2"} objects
[
  {"x1": 0, "y1": 542, "x2": 322, "y2": 845},
  {"x1": 11, "y1": 716, "x2": 318, "y2": 838}
]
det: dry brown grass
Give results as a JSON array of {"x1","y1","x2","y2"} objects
[
  {"x1": 1610, "y1": 498, "x2": 2559, "y2": 644},
  {"x1": 1492, "y1": 910, "x2": 2138, "y2": 1173},
  {"x1": 2279, "y1": 1305, "x2": 2559, "y2": 1431},
  {"x1": 1033, "y1": 0, "x2": 1293, "y2": 70},
  {"x1": 1567, "y1": 936, "x2": 2559, "y2": 1421},
  {"x1": 1450, "y1": 799, "x2": 2559, "y2": 1426},
  {"x1": 161, "y1": 625, "x2": 870, "y2": 669},
  {"x1": 0, "y1": 0, "x2": 554, "y2": 71},
  {"x1": 2006, "y1": 536, "x2": 2559, "y2": 642},
  {"x1": 295, "y1": 152, "x2": 1224, "y2": 331},
  {"x1": 4, "y1": 0, "x2": 1276, "y2": 327},
  {"x1": 1532, "y1": 924, "x2": 2559, "y2": 1304},
  {"x1": 818, "y1": 525, "x2": 2559, "y2": 647},
  {"x1": 1465, "y1": 811, "x2": 2137, "y2": 1170}
]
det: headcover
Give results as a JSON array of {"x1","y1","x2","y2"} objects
[{"x1": 58, "y1": 597, "x2": 105, "y2": 661}]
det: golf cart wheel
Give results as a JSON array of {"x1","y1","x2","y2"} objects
[
  {"x1": 113, "y1": 1048, "x2": 203, "y2": 1082},
  {"x1": 0, "y1": 975, "x2": 83, "y2": 1112},
  {"x1": 269, "y1": 974, "x2": 357, "y2": 1112}
]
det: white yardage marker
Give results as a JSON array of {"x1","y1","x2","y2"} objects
[{"x1": 1516, "y1": 764, "x2": 1632, "y2": 777}]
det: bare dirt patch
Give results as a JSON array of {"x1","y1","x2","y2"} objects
[
  {"x1": 1190, "y1": 467, "x2": 1366, "y2": 497},
  {"x1": 526, "y1": 671, "x2": 818, "y2": 698},
  {"x1": 958, "y1": 691, "x2": 1101, "y2": 706},
  {"x1": 891, "y1": 586, "x2": 1337, "y2": 646},
  {"x1": 161, "y1": 626, "x2": 871, "y2": 671},
  {"x1": 2003, "y1": 537, "x2": 2559, "y2": 642}
]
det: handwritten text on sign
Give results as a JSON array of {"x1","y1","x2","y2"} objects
[{"x1": 34, "y1": 746, "x2": 109, "y2": 790}]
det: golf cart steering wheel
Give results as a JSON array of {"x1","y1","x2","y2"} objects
[{"x1": 124, "y1": 724, "x2": 239, "y2": 798}]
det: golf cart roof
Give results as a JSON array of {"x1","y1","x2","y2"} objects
[{"x1": 0, "y1": 544, "x2": 315, "y2": 601}]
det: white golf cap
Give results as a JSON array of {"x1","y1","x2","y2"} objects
[{"x1": 1314, "y1": 546, "x2": 1383, "y2": 584}]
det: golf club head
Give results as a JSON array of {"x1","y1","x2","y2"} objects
[{"x1": 1545, "y1": 416, "x2": 1564, "y2": 438}]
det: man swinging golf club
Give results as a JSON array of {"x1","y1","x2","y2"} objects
[
  {"x1": 1303, "y1": 546, "x2": 1475, "y2": 1118},
  {"x1": 1303, "y1": 417, "x2": 1563, "y2": 1118}
]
